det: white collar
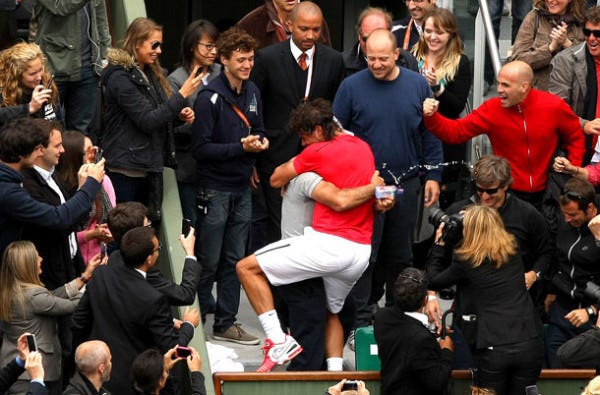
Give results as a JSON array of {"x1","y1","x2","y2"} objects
[
  {"x1": 135, "y1": 268, "x2": 147, "y2": 279},
  {"x1": 33, "y1": 165, "x2": 54, "y2": 181},
  {"x1": 289, "y1": 39, "x2": 315, "y2": 64},
  {"x1": 404, "y1": 311, "x2": 429, "y2": 327}
]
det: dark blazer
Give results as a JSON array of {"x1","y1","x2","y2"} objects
[
  {"x1": 251, "y1": 40, "x2": 345, "y2": 173},
  {"x1": 21, "y1": 168, "x2": 84, "y2": 290},
  {"x1": 374, "y1": 306, "x2": 453, "y2": 395},
  {"x1": 71, "y1": 263, "x2": 194, "y2": 395},
  {"x1": 427, "y1": 245, "x2": 541, "y2": 349}
]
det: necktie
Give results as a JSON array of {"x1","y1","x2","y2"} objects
[{"x1": 298, "y1": 53, "x2": 308, "y2": 71}]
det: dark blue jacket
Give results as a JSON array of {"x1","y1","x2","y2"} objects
[
  {"x1": 192, "y1": 72, "x2": 265, "y2": 192},
  {"x1": 0, "y1": 162, "x2": 100, "y2": 259}
]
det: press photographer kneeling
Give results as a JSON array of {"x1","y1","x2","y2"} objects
[{"x1": 427, "y1": 205, "x2": 543, "y2": 395}]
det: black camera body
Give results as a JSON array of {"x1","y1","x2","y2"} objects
[{"x1": 429, "y1": 208, "x2": 464, "y2": 246}]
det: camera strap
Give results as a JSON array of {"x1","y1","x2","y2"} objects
[{"x1": 229, "y1": 103, "x2": 252, "y2": 134}]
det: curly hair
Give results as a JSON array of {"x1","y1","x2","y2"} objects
[
  {"x1": 216, "y1": 26, "x2": 257, "y2": 60},
  {"x1": 0, "y1": 42, "x2": 58, "y2": 107},
  {"x1": 122, "y1": 17, "x2": 172, "y2": 97}
]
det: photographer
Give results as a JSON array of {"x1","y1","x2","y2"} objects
[
  {"x1": 374, "y1": 268, "x2": 453, "y2": 395},
  {"x1": 545, "y1": 179, "x2": 600, "y2": 368},
  {"x1": 427, "y1": 205, "x2": 542, "y2": 395}
]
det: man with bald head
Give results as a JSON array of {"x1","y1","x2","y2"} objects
[
  {"x1": 343, "y1": 6, "x2": 418, "y2": 76},
  {"x1": 424, "y1": 60, "x2": 585, "y2": 208},
  {"x1": 251, "y1": 0, "x2": 345, "y2": 245},
  {"x1": 333, "y1": 28, "x2": 443, "y2": 330},
  {"x1": 63, "y1": 341, "x2": 112, "y2": 395}
]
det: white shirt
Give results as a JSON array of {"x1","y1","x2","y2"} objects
[{"x1": 289, "y1": 39, "x2": 315, "y2": 68}]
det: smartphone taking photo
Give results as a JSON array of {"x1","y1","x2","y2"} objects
[
  {"x1": 26, "y1": 334, "x2": 37, "y2": 353},
  {"x1": 175, "y1": 346, "x2": 192, "y2": 359},
  {"x1": 182, "y1": 218, "x2": 192, "y2": 235}
]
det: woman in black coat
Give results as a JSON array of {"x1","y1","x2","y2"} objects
[{"x1": 427, "y1": 205, "x2": 543, "y2": 395}]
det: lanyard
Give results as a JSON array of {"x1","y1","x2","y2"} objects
[
  {"x1": 230, "y1": 104, "x2": 252, "y2": 134},
  {"x1": 403, "y1": 19, "x2": 414, "y2": 50}
]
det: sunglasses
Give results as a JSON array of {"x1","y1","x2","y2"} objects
[
  {"x1": 475, "y1": 185, "x2": 501, "y2": 195},
  {"x1": 151, "y1": 41, "x2": 162, "y2": 50},
  {"x1": 583, "y1": 28, "x2": 600, "y2": 38}
]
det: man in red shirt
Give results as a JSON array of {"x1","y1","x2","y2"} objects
[
  {"x1": 423, "y1": 60, "x2": 585, "y2": 208},
  {"x1": 237, "y1": 99, "x2": 382, "y2": 372}
]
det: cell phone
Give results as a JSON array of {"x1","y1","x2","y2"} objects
[
  {"x1": 525, "y1": 385, "x2": 539, "y2": 395},
  {"x1": 100, "y1": 241, "x2": 107, "y2": 260},
  {"x1": 44, "y1": 74, "x2": 54, "y2": 89},
  {"x1": 341, "y1": 380, "x2": 358, "y2": 391},
  {"x1": 26, "y1": 334, "x2": 37, "y2": 352},
  {"x1": 175, "y1": 346, "x2": 192, "y2": 359},
  {"x1": 182, "y1": 218, "x2": 192, "y2": 235}
]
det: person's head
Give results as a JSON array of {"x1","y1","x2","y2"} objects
[
  {"x1": 455, "y1": 205, "x2": 517, "y2": 268},
  {"x1": 413, "y1": 8, "x2": 463, "y2": 81},
  {"x1": 0, "y1": 118, "x2": 54, "y2": 165},
  {"x1": 288, "y1": 98, "x2": 340, "y2": 145},
  {"x1": 581, "y1": 375, "x2": 600, "y2": 395},
  {"x1": 217, "y1": 27, "x2": 257, "y2": 85},
  {"x1": 180, "y1": 19, "x2": 219, "y2": 72},
  {"x1": 55, "y1": 130, "x2": 88, "y2": 192},
  {"x1": 131, "y1": 349, "x2": 166, "y2": 395},
  {"x1": 471, "y1": 155, "x2": 513, "y2": 209},
  {"x1": 496, "y1": 61, "x2": 534, "y2": 108},
  {"x1": 584, "y1": 7, "x2": 600, "y2": 59},
  {"x1": 37, "y1": 128, "x2": 64, "y2": 171},
  {"x1": 0, "y1": 241, "x2": 43, "y2": 321},
  {"x1": 560, "y1": 177, "x2": 598, "y2": 228},
  {"x1": 75, "y1": 340, "x2": 112, "y2": 385},
  {"x1": 272, "y1": 0, "x2": 299, "y2": 15},
  {"x1": 120, "y1": 227, "x2": 159, "y2": 269},
  {"x1": 288, "y1": 1, "x2": 323, "y2": 52},
  {"x1": 366, "y1": 29, "x2": 400, "y2": 81},
  {"x1": 406, "y1": 0, "x2": 437, "y2": 25},
  {"x1": 393, "y1": 268, "x2": 428, "y2": 312},
  {"x1": 356, "y1": 7, "x2": 393, "y2": 53},
  {"x1": 0, "y1": 42, "x2": 57, "y2": 107},
  {"x1": 107, "y1": 202, "x2": 150, "y2": 245},
  {"x1": 122, "y1": 18, "x2": 172, "y2": 96},
  {"x1": 535, "y1": 0, "x2": 584, "y2": 20}
]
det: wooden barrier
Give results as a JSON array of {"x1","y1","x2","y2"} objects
[{"x1": 213, "y1": 370, "x2": 597, "y2": 395}]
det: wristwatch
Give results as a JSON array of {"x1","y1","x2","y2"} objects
[{"x1": 587, "y1": 306, "x2": 596, "y2": 317}]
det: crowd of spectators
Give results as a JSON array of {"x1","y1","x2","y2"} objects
[{"x1": 3, "y1": 1, "x2": 600, "y2": 395}]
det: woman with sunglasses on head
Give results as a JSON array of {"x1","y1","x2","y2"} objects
[
  {"x1": 101, "y1": 17, "x2": 203, "y2": 221},
  {"x1": 427, "y1": 205, "x2": 543, "y2": 395},
  {"x1": 0, "y1": 42, "x2": 63, "y2": 130},
  {"x1": 55, "y1": 131, "x2": 115, "y2": 263},
  {"x1": 168, "y1": 20, "x2": 221, "y2": 226},
  {"x1": 511, "y1": 0, "x2": 585, "y2": 91}
]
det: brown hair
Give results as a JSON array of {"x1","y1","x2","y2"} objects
[
  {"x1": 216, "y1": 26, "x2": 257, "y2": 60},
  {"x1": 535, "y1": 0, "x2": 585, "y2": 23}
]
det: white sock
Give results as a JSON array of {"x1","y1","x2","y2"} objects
[
  {"x1": 258, "y1": 310, "x2": 286, "y2": 343},
  {"x1": 326, "y1": 357, "x2": 344, "y2": 371}
]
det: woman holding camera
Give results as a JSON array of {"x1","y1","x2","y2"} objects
[
  {"x1": 0, "y1": 241, "x2": 100, "y2": 395},
  {"x1": 427, "y1": 205, "x2": 542, "y2": 395}
]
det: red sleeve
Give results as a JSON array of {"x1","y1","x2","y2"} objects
[
  {"x1": 558, "y1": 102, "x2": 585, "y2": 167},
  {"x1": 586, "y1": 164, "x2": 600, "y2": 186},
  {"x1": 424, "y1": 106, "x2": 487, "y2": 144}
]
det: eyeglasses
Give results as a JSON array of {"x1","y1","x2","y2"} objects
[
  {"x1": 475, "y1": 185, "x2": 501, "y2": 195},
  {"x1": 398, "y1": 273, "x2": 424, "y2": 284},
  {"x1": 405, "y1": 0, "x2": 427, "y2": 4},
  {"x1": 199, "y1": 42, "x2": 217, "y2": 51},
  {"x1": 584, "y1": 28, "x2": 600, "y2": 38},
  {"x1": 152, "y1": 243, "x2": 162, "y2": 254},
  {"x1": 151, "y1": 41, "x2": 162, "y2": 50}
]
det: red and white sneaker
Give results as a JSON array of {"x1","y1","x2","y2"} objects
[{"x1": 256, "y1": 335, "x2": 303, "y2": 372}]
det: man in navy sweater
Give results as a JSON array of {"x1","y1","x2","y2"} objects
[
  {"x1": 0, "y1": 118, "x2": 104, "y2": 261},
  {"x1": 333, "y1": 28, "x2": 443, "y2": 334},
  {"x1": 191, "y1": 27, "x2": 269, "y2": 345}
]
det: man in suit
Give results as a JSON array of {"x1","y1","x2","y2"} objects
[
  {"x1": 250, "y1": 0, "x2": 345, "y2": 245},
  {"x1": 374, "y1": 267, "x2": 453, "y2": 395},
  {"x1": 72, "y1": 226, "x2": 200, "y2": 394}
]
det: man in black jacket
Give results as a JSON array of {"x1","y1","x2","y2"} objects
[
  {"x1": 63, "y1": 341, "x2": 111, "y2": 395},
  {"x1": 374, "y1": 268, "x2": 453, "y2": 395}
]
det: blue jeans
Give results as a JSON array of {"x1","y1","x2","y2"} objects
[
  {"x1": 55, "y1": 66, "x2": 100, "y2": 134},
  {"x1": 545, "y1": 301, "x2": 593, "y2": 368},
  {"x1": 195, "y1": 187, "x2": 251, "y2": 333}
]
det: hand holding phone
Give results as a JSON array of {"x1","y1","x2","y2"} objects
[
  {"x1": 26, "y1": 334, "x2": 37, "y2": 352},
  {"x1": 45, "y1": 75, "x2": 54, "y2": 90},
  {"x1": 175, "y1": 346, "x2": 192, "y2": 359},
  {"x1": 182, "y1": 218, "x2": 192, "y2": 236},
  {"x1": 341, "y1": 380, "x2": 358, "y2": 391}
]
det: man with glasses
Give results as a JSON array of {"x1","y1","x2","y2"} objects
[
  {"x1": 393, "y1": 0, "x2": 437, "y2": 51},
  {"x1": 545, "y1": 177, "x2": 600, "y2": 367},
  {"x1": 343, "y1": 6, "x2": 418, "y2": 77},
  {"x1": 550, "y1": 6, "x2": 600, "y2": 165},
  {"x1": 424, "y1": 60, "x2": 585, "y2": 209},
  {"x1": 72, "y1": 226, "x2": 200, "y2": 394}
]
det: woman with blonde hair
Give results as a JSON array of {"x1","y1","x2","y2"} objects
[
  {"x1": 511, "y1": 0, "x2": 585, "y2": 90},
  {"x1": 427, "y1": 205, "x2": 543, "y2": 395},
  {"x1": 0, "y1": 42, "x2": 62, "y2": 129},
  {"x1": 100, "y1": 17, "x2": 203, "y2": 221},
  {"x1": 0, "y1": 241, "x2": 99, "y2": 395}
]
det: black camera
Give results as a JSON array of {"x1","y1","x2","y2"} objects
[
  {"x1": 429, "y1": 208, "x2": 464, "y2": 246},
  {"x1": 585, "y1": 281, "x2": 600, "y2": 304}
]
